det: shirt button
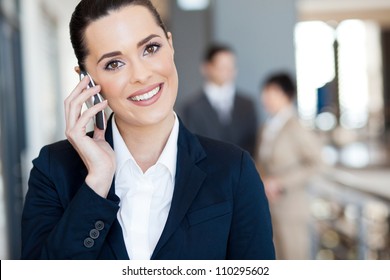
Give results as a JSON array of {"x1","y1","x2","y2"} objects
[
  {"x1": 90, "y1": 229, "x2": 100, "y2": 239},
  {"x1": 95, "y1": 220, "x2": 104, "y2": 231},
  {"x1": 84, "y1": 237, "x2": 94, "y2": 248}
]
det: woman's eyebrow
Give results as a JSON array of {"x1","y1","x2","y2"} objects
[
  {"x1": 97, "y1": 51, "x2": 122, "y2": 64},
  {"x1": 137, "y1": 34, "x2": 160, "y2": 48},
  {"x1": 97, "y1": 34, "x2": 161, "y2": 64}
]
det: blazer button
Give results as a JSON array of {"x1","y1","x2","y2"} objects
[
  {"x1": 84, "y1": 237, "x2": 94, "y2": 248},
  {"x1": 95, "y1": 220, "x2": 104, "y2": 231},
  {"x1": 90, "y1": 229, "x2": 100, "y2": 239}
]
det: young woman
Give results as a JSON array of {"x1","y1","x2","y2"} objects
[{"x1": 21, "y1": 0, "x2": 275, "y2": 260}]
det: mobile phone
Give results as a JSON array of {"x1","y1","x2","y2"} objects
[{"x1": 79, "y1": 70, "x2": 106, "y2": 130}]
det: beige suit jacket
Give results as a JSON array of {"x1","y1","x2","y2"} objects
[
  {"x1": 256, "y1": 115, "x2": 322, "y2": 192},
  {"x1": 255, "y1": 113, "x2": 323, "y2": 259}
]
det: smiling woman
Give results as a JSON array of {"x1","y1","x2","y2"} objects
[{"x1": 21, "y1": 0, "x2": 275, "y2": 260}]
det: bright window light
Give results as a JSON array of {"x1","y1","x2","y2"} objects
[
  {"x1": 337, "y1": 20, "x2": 369, "y2": 129},
  {"x1": 177, "y1": 0, "x2": 210, "y2": 11},
  {"x1": 295, "y1": 21, "x2": 336, "y2": 122},
  {"x1": 294, "y1": 19, "x2": 382, "y2": 131}
]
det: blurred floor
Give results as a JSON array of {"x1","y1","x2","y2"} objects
[{"x1": 310, "y1": 164, "x2": 390, "y2": 260}]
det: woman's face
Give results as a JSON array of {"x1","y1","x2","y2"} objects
[
  {"x1": 83, "y1": 5, "x2": 178, "y2": 128},
  {"x1": 261, "y1": 84, "x2": 290, "y2": 115}
]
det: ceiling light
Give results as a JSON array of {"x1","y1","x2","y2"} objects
[{"x1": 177, "y1": 0, "x2": 210, "y2": 11}]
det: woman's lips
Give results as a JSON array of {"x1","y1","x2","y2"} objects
[{"x1": 128, "y1": 83, "x2": 163, "y2": 106}]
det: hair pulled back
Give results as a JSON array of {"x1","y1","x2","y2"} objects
[{"x1": 69, "y1": 0, "x2": 168, "y2": 69}]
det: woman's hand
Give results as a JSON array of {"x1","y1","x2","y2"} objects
[
  {"x1": 64, "y1": 75, "x2": 115, "y2": 198},
  {"x1": 263, "y1": 176, "x2": 284, "y2": 203}
]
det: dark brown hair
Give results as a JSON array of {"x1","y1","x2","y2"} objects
[
  {"x1": 203, "y1": 43, "x2": 234, "y2": 63},
  {"x1": 262, "y1": 72, "x2": 296, "y2": 100},
  {"x1": 69, "y1": 0, "x2": 168, "y2": 69}
]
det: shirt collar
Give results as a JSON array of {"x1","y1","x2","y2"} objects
[
  {"x1": 112, "y1": 115, "x2": 133, "y2": 176},
  {"x1": 204, "y1": 82, "x2": 235, "y2": 110},
  {"x1": 155, "y1": 112, "x2": 179, "y2": 180},
  {"x1": 112, "y1": 112, "x2": 179, "y2": 180}
]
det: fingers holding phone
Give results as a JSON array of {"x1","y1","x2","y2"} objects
[
  {"x1": 64, "y1": 73, "x2": 106, "y2": 133},
  {"x1": 63, "y1": 71, "x2": 115, "y2": 198},
  {"x1": 79, "y1": 71, "x2": 106, "y2": 130}
]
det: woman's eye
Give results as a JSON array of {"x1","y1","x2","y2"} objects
[
  {"x1": 143, "y1": 44, "x2": 160, "y2": 56},
  {"x1": 105, "y1": 60, "x2": 124, "y2": 70}
]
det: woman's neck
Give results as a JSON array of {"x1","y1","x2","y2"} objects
[{"x1": 116, "y1": 113, "x2": 175, "y2": 173}]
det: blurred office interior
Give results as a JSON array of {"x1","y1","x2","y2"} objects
[{"x1": 0, "y1": 0, "x2": 389, "y2": 259}]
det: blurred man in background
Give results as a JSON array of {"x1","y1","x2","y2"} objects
[{"x1": 182, "y1": 44, "x2": 258, "y2": 157}]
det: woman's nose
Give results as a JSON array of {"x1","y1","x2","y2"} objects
[{"x1": 128, "y1": 59, "x2": 151, "y2": 84}]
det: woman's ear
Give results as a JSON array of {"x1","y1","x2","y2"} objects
[
  {"x1": 74, "y1": 66, "x2": 81, "y2": 75},
  {"x1": 167, "y1": 32, "x2": 174, "y2": 54}
]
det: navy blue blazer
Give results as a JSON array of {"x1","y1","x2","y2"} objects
[{"x1": 21, "y1": 115, "x2": 275, "y2": 259}]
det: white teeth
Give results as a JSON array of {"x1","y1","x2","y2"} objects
[{"x1": 130, "y1": 86, "x2": 160, "y2": 101}]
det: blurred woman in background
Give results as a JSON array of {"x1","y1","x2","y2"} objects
[{"x1": 256, "y1": 72, "x2": 323, "y2": 259}]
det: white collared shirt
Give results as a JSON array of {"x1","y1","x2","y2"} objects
[
  {"x1": 112, "y1": 113, "x2": 179, "y2": 260},
  {"x1": 204, "y1": 82, "x2": 236, "y2": 124}
]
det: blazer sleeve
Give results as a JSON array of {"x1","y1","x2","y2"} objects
[
  {"x1": 227, "y1": 151, "x2": 275, "y2": 259},
  {"x1": 21, "y1": 146, "x2": 119, "y2": 259}
]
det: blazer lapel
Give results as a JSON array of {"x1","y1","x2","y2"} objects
[
  {"x1": 102, "y1": 114, "x2": 129, "y2": 259},
  {"x1": 106, "y1": 219, "x2": 129, "y2": 259},
  {"x1": 151, "y1": 120, "x2": 207, "y2": 259},
  {"x1": 105, "y1": 178, "x2": 129, "y2": 259}
]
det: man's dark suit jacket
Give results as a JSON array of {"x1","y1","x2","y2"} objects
[
  {"x1": 182, "y1": 92, "x2": 258, "y2": 157},
  {"x1": 21, "y1": 115, "x2": 274, "y2": 260}
]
